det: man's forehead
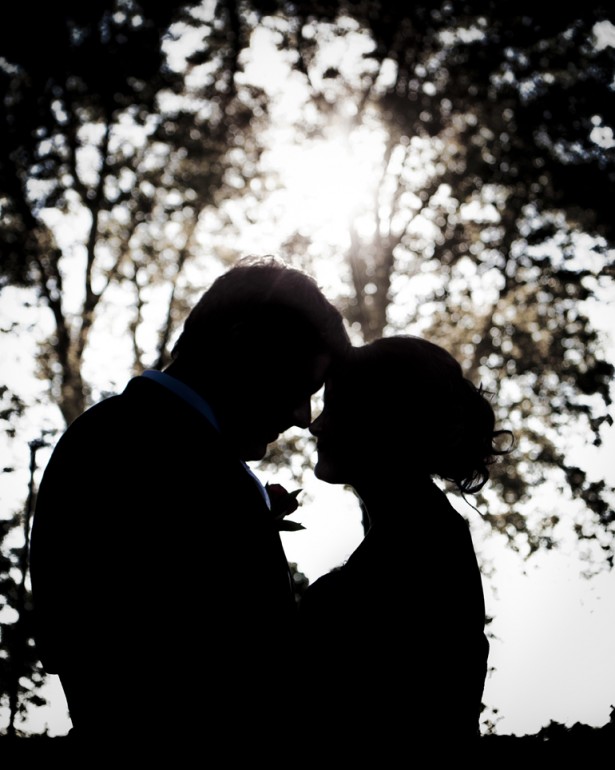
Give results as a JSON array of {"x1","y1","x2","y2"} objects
[{"x1": 309, "y1": 352, "x2": 332, "y2": 381}]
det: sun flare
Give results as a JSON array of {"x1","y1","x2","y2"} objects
[{"x1": 267, "y1": 127, "x2": 386, "y2": 245}]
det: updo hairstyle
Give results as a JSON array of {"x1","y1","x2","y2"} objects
[{"x1": 345, "y1": 337, "x2": 511, "y2": 493}]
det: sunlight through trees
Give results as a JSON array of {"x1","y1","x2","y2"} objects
[{"x1": 1, "y1": 0, "x2": 614, "y2": 737}]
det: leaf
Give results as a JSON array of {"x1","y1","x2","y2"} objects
[{"x1": 277, "y1": 520, "x2": 306, "y2": 532}]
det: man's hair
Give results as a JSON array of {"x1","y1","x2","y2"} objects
[{"x1": 171, "y1": 256, "x2": 350, "y2": 363}]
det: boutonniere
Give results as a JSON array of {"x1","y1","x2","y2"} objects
[{"x1": 265, "y1": 483, "x2": 304, "y2": 531}]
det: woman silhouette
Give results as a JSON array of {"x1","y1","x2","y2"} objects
[{"x1": 299, "y1": 336, "x2": 511, "y2": 756}]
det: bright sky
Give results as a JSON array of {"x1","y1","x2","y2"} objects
[{"x1": 2, "y1": 10, "x2": 615, "y2": 739}]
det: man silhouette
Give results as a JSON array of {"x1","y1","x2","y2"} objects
[{"x1": 30, "y1": 256, "x2": 349, "y2": 753}]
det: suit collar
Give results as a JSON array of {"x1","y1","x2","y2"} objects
[{"x1": 140, "y1": 369, "x2": 221, "y2": 431}]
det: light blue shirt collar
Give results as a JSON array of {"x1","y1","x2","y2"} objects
[
  {"x1": 140, "y1": 369, "x2": 270, "y2": 510},
  {"x1": 141, "y1": 369, "x2": 221, "y2": 431}
]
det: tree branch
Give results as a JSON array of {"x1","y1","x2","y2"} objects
[
  {"x1": 76, "y1": 118, "x2": 113, "y2": 361},
  {"x1": 153, "y1": 218, "x2": 199, "y2": 369}
]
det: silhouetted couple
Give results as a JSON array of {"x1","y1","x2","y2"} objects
[{"x1": 30, "y1": 257, "x2": 508, "y2": 758}]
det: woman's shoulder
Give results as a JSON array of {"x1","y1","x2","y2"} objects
[
  {"x1": 297, "y1": 567, "x2": 347, "y2": 629},
  {"x1": 301, "y1": 566, "x2": 345, "y2": 602},
  {"x1": 411, "y1": 482, "x2": 475, "y2": 532},
  {"x1": 367, "y1": 482, "x2": 471, "y2": 541}
]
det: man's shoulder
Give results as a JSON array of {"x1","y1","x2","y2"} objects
[
  {"x1": 56, "y1": 375, "x2": 218, "y2": 444},
  {"x1": 39, "y1": 379, "x2": 228, "y2": 503},
  {"x1": 53, "y1": 378, "x2": 149, "y2": 433}
]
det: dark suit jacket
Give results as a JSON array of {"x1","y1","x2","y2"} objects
[
  {"x1": 298, "y1": 482, "x2": 489, "y2": 755},
  {"x1": 30, "y1": 376, "x2": 296, "y2": 748}
]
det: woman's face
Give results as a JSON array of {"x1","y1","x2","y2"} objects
[
  {"x1": 310, "y1": 338, "x2": 465, "y2": 488},
  {"x1": 310, "y1": 368, "x2": 371, "y2": 485}
]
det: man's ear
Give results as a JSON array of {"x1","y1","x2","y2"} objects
[{"x1": 214, "y1": 320, "x2": 258, "y2": 358}]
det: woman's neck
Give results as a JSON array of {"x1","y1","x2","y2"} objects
[{"x1": 352, "y1": 474, "x2": 437, "y2": 528}]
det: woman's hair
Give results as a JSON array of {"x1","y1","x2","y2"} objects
[{"x1": 345, "y1": 336, "x2": 512, "y2": 493}]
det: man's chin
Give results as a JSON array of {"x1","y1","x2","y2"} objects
[
  {"x1": 239, "y1": 429, "x2": 281, "y2": 461},
  {"x1": 240, "y1": 441, "x2": 269, "y2": 461},
  {"x1": 241, "y1": 449, "x2": 266, "y2": 462}
]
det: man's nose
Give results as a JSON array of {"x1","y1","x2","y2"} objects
[
  {"x1": 292, "y1": 398, "x2": 311, "y2": 429},
  {"x1": 309, "y1": 411, "x2": 323, "y2": 436}
]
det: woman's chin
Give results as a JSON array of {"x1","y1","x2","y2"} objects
[{"x1": 314, "y1": 459, "x2": 344, "y2": 485}]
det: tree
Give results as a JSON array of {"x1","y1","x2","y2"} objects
[
  {"x1": 0, "y1": 0, "x2": 271, "y2": 731},
  {"x1": 0, "y1": 442, "x2": 48, "y2": 736},
  {"x1": 3, "y1": 0, "x2": 612, "y2": 556},
  {"x1": 0, "y1": 0, "x2": 268, "y2": 423},
  {"x1": 1, "y1": 0, "x2": 614, "y2": 732},
  {"x1": 242, "y1": 0, "x2": 615, "y2": 562}
]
